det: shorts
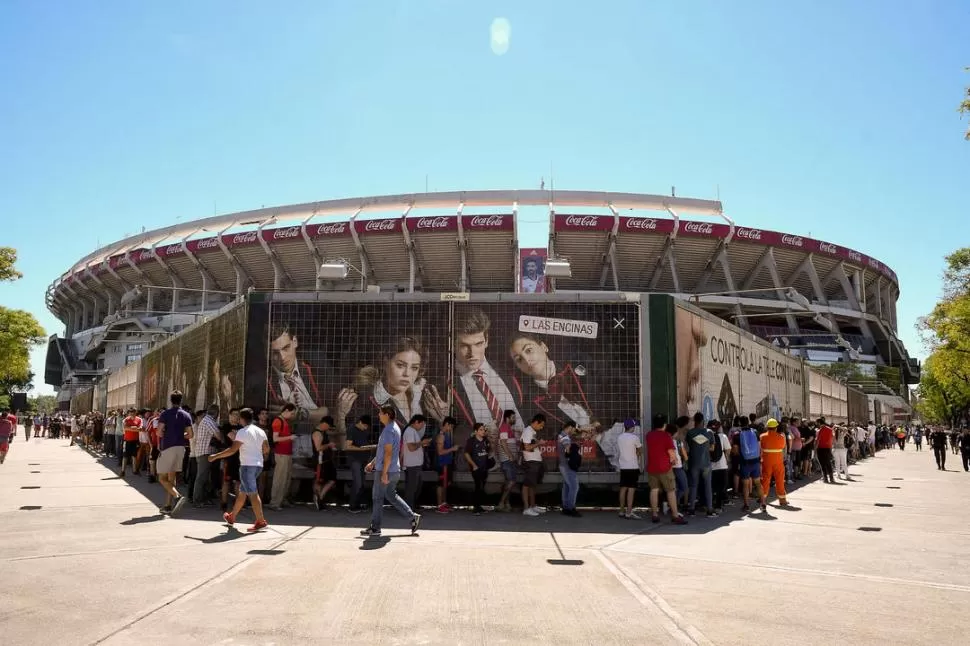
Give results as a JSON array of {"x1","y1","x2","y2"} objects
[
  {"x1": 500, "y1": 460, "x2": 518, "y2": 483},
  {"x1": 647, "y1": 470, "x2": 676, "y2": 492},
  {"x1": 740, "y1": 458, "x2": 762, "y2": 479},
  {"x1": 151, "y1": 446, "x2": 160, "y2": 461},
  {"x1": 316, "y1": 461, "x2": 337, "y2": 484},
  {"x1": 0, "y1": 441, "x2": 8, "y2": 452},
  {"x1": 436, "y1": 464, "x2": 454, "y2": 487},
  {"x1": 239, "y1": 465, "x2": 262, "y2": 494},
  {"x1": 619, "y1": 468, "x2": 641, "y2": 488},
  {"x1": 157, "y1": 446, "x2": 185, "y2": 473},
  {"x1": 522, "y1": 461, "x2": 542, "y2": 487},
  {"x1": 799, "y1": 447, "x2": 813, "y2": 462},
  {"x1": 124, "y1": 440, "x2": 140, "y2": 458}
]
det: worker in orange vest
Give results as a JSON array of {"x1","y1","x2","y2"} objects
[{"x1": 760, "y1": 418, "x2": 788, "y2": 509}]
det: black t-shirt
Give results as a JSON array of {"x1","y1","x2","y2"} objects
[
  {"x1": 313, "y1": 429, "x2": 334, "y2": 464},
  {"x1": 465, "y1": 436, "x2": 490, "y2": 470},
  {"x1": 931, "y1": 431, "x2": 948, "y2": 449},
  {"x1": 800, "y1": 427, "x2": 816, "y2": 445},
  {"x1": 346, "y1": 426, "x2": 371, "y2": 464},
  {"x1": 959, "y1": 434, "x2": 970, "y2": 451}
]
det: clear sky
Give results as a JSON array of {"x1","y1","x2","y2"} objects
[{"x1": 1, "y1": 1, "x2": 968, "y2": 396}]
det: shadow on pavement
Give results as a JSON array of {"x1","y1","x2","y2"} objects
[
  {"x1": 120, "y1": 514, "x2": 166, "y2": 525},
  {"x1": 185, "y1": 528, "x2": 247, "y2": 544}
]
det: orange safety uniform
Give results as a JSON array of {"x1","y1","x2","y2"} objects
[{"x1": 760, "y1": 430, "x2": 787, "y2": 503}]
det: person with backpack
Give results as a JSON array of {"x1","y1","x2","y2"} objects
[
  {"x1": 732, "y1": 416, "x2": 764, "y2": 513},
  {"x1": 760, "y1": 418, "x2": 788, "y2": 508},
  {"x1": 557, "y1": 422, "x2": 582, "y2": 517},
  {"x1": 686, "y1": 412, "x2": 718, "y2": 518},
  {"x1": 709, "y1": 420, "x2": 731, "y2": 512}
]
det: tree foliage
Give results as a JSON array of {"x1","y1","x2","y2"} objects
[
  {"x1": 961, "y1": 67, "x2": 970, "y2": 141},
  {"x1": 0, "y1": 248, "x2": 46, "y2": 387},
  {"x1": 916, "y1": 247, "x2": 970, "y2": 424}
]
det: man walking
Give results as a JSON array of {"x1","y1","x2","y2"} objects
[
  {"x1": 960, "y1": 428, "x2": 970, "y2": 472},
  {"x1": 402, "y1": 414, "x2": 428, "y2": 510},
  {"x1": 360, "y1": 405, "x2": 422, "y2": 538},
  {"x1": 931, "y1": 427, "x2": 948, "y2": 471},
  {"x1": 209, "y1": 408, "x2": 269, "y2": 532},
  {"x1": 0, "y1": 409, "x2": 14, "y2": 464},
  {"x1": 156, "y1": 391, "x2": 194, "y2": 517}
]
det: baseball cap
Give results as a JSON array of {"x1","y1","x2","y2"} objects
[{"x1": 623, "y1": 418, "x2": 637, "y2": 429}]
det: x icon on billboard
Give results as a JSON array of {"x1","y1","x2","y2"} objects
[{"x1": 613, "y1": 317, "x2": 625, "y2": 330}]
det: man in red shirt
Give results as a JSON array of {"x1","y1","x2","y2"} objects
[
  {"x1": 120, "y1": 409, "x2": 143, "y2": 477},
  {"x1": 0, "y1": 409, "x2": 15, "y2": 464},
  {"x1": 645, "y1": 414, "x2": 687, "y2": 525},
  {"x1": 269, "y1": 403, "x2": 297, "y2": 510},
  {"x1": 815, "y1": 417, "x2": 836, "y2": 484}
]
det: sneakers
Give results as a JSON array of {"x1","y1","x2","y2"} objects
[
  {"x1": 627, "y1": 512, "x2": 642, "y2": 520},
  {"x1": 313, "y1": 497, "x2": 320, "y2": 511},
  {"x1": 247, "y1": 519, "x2": 268, "y2": 533},
  {"x1": 223, "y1": 511, "x2": 235, "y2": 526},
  {"x1": 533, "y1": 506, "x2": 547, "y2": 514},
  {"x1": 706, "y1": 510, "x2": 719, "y2": 518},
  {"x1": 523, "y1": 508, "x2": 540, "y2": 517},
  {"x1": 672, "y1": 515, "x2": 688, "y2": 525},
  {"x1": 170, "y1": 496, "x2": 188, "y2": 518},
  {"x1": 360, "y1": 527, "x2": 382, "y2": 537},
  {"x1": 435, "y1": 504, "x2": 450, "y2": 514},
  {"x1": 411, "y1": 513, "x2": 422, "y2": 534},
  {"x1": 159, "y1": 505, "x2": 173, "y2": 515},
  {"x1": 651, "y1": 514, "x2": 660, "y2": 523},
  {"x1": 347, "y1": 507, "x2": 364, "y2": 514}
]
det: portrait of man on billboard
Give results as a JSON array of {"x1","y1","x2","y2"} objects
[
  {"x1": 451, "y1": 307, "x2": 523, "y2": 433},
  {"x1": 268, "y1": 323, "x2": 325, "y2": 422},
  {"x1": 520, "y1": 253, "x2": 546, "y2": 294}
]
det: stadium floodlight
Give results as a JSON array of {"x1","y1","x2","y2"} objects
[
  {"x1": 544, "y1": 258, "x2": 572, "y2": 278},
  {"x1": 318, "y1": 261, "x2": 349, "y2": 280}
]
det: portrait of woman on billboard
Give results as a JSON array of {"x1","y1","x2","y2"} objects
[{"x1": 335, "y1": 335, "x2": 449, "y2": 428}]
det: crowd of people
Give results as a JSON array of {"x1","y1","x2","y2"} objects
[{"x1": 4, "y1": 397, "x2": 969, "y2": 535}]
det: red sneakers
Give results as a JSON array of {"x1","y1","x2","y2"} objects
[
  {"x1": 223, "y1": 512, "x2": 235, "y2": 526},
  {"x1": 247, "y1": 519, "x2": 268, "y2": 533}
]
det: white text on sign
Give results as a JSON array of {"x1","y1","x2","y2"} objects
[{"x1": 518, "y1": 315, "x2": 599, "y2": 339}]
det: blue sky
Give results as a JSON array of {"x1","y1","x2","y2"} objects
[{"x1": 1, "y1": 1, "x2": 968, "y2": 395}]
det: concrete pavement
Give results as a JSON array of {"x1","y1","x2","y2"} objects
[{"x1": 1, "y1": 433, "x2": 968, "y2": 646}]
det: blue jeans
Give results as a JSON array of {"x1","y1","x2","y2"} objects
[
  {"x1": 559, "y1": 465, "x2": 578, "y2": 511},
  {"x1": 370, "y1": 472, "x2": 415, "y2": 531},
  {"x1": 673, "y1": 467, "x2": 688, "y2": 501},
  {"x1": 688, "y1": 465, "x2": 712, "y2": 511}
]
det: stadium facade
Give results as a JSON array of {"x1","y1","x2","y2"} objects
[{"x1": 44, "y1": 190, "x2": 917, "y2": 428}]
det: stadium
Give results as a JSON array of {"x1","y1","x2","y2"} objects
[{"x1": 43, "y1": 189, "x2": 918, "y2": 475}]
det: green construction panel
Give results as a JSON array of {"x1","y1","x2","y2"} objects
[{"x1": 648, "y1": 294, "x2": 677, "y2": 421}]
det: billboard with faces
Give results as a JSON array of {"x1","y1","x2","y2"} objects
[{"x1": 248, "y1": 298, "x2": 641, "y2": 471}]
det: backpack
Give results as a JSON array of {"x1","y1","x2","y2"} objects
[
  {"x1": 739, "y1": 428, "x2": 761, "y2": 460},
  {"x1": 566, "y1": 442, "x2": 582, "y2": 471},
  {"x1": 711, "y1": 433, "x2": 724, "y2": 463},
  {"x1": 844, "y1": 432, "x2": 854, "y2": 449}
]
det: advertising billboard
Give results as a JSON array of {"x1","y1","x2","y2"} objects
[
  {"x1": 675, "y1": 304, "x2": 804, "y2": 424},
  {"x1": 249, "y1": 297, "x2": 641, "y2": 471},
  {"x1": 518, "y1": 248, "x2": 548, "y2": 294}
]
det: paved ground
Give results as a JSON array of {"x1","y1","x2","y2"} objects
[{"x1": 2, "y1": 432, "x2": 968, "y2": 646}]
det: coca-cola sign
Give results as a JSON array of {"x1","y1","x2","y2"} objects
[
  {"x1": 683, "y1": 221, "x2": 714, "y2": 235},
  {"x1": 847, "y1": 250, "x2": 862, "y2": 263},
  {"x1": 468, "y1": 215, "x2": 506, "y2": 228},
  {"x1": 818, "y1": 242, "x2": 837, "y2": 254},
  {"x1": 867, "y1": 257, "x2": 880, "y2": 269},
  {"x1": 564, "y1": 215, "x2": 599, "y2": 228},
  {"x1": 415, "y1": 217, "x2": 451, "y2": 230},
  {"x1": 164, "y1": 244, "x2": 182, "y2": 256},
  {"x1": 735, "y1": 227, "x2": 762, "y2": 241},
  {"x1": 780, "y1": 234, "x2": 804, "y2": 247},
  {"x1": 315, "y1": 222, "x2": 348, "y2": 236},
  {"x1": 272, "y1": 226, "x2": 300, "y2": 241},
  {"x1": 624, "y1": 218, "x2": 658, "y2": 231},
  {"x1": 138, "y1": 249, "x2": 155, "y2": 262},
  {"x1": 232, "y1": 231, "x2": 259, "y2": 245},
  {"x1": 196, "y1": 237, "x2": 220, "y2": 251},
  {"x1": 363, "y1": 219, "x2": 397, "y2": 233}
]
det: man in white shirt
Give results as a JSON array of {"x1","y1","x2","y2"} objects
[
  {"x1": 209, "y1": 407, "x2": 269, "y2": 533},
  {"x1": 520, "y1": 414, "x2": 547, "y2": 517},
  {"x1": 616, "y1": 419, "x2": 642, "y2": 519},
  {"x1": 710, "y1": 421, "x2": 732, "y2": 511},
  {"x1": 402, "y1": 414, "x2": 429, "y2": 510},
  {"x1": 451, "y1": 308, "x2": 523, "y2": 431}
]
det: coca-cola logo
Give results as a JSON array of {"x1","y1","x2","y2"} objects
[
  {"x1": 273, "y1": 226, "x2": 300, "y2": 241},
  {"x1": 164, "y1": 244, "x2": 182, "y2": 256},
  {"x1": 564, "y1": 215, "x2": 599, "y2": 228},
  {"x1": 196, "y1": 237, "x2": 219, "y2": 250},
  {"x1": 363, "y1": 219, "x2": 397, "y2": 233},
  {"x1": 735, "y1": 227, "x2": 762, "y2": 241},
  {"x1": 415, "y1": 217, "x2": 450, "y2": 229},
  {"x1": 847, "y1": 250, "x2": 862, "y2": 262},
  {"x1": 683, "y1": 222, "x2": 714, "y2": 235},
  {"x1": 315, "y1": 222, "x2": 348, "y2": 236},
  {"x1": 780, "y1": 234, "x2": 803, "y2": 247},
  {"x1": 138, "y1": 250, "x2": 154, "y2": 262},
  {"x1": 625, "y1": 218, "x2": 658, "y2": 231},
  {"x1": 818, "y1": 242, "x2": 837, "y2": 254},
  {"x1": 232, "y1": 231, "x2": 259, "y2": 245},
  {"x1": 469, "y1": 215, "x2": 505, "y2": 227},
  {"x1": 867, "y1": 257, "x2": 880, "y2": 268}
]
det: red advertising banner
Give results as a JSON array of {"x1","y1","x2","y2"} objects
[
  {"x1": 309, "y1": 221, "x2": 352, "y2": 239},
  {"x1": 460, "y1": 214, "x2": 514, "y2": 231},
  {"x1": 186, "y1": 237, "x2": 223, "y2": 254},
  {"x1": 619, "y1": 216, "x2": 677, "y2": 235},
  {"x1": 518, "y1": 248, "x2": 548, "y2": 294},
  {"x1": 406, "y1": 215, "x2": 459, "y2": 233},
  {"x1": 262, "y1": 225, "x2": 302, "y2": 244},
  {"x1": 553, "y1": 213, "x2": 614, "y2": 232},
  {"x1": 354, "y1": 217, "x2": 402, "y2": 235}
]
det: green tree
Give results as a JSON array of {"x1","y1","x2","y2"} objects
[
  {"x1": 0, "y1": 248, "x2": 47, "y2": 389},
  {"x1": 961, "y1": 67, "x2": 970, "y2": 141},
  {"x1": 29, "y1": 393, "x2": 58, "y2": 413}
]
